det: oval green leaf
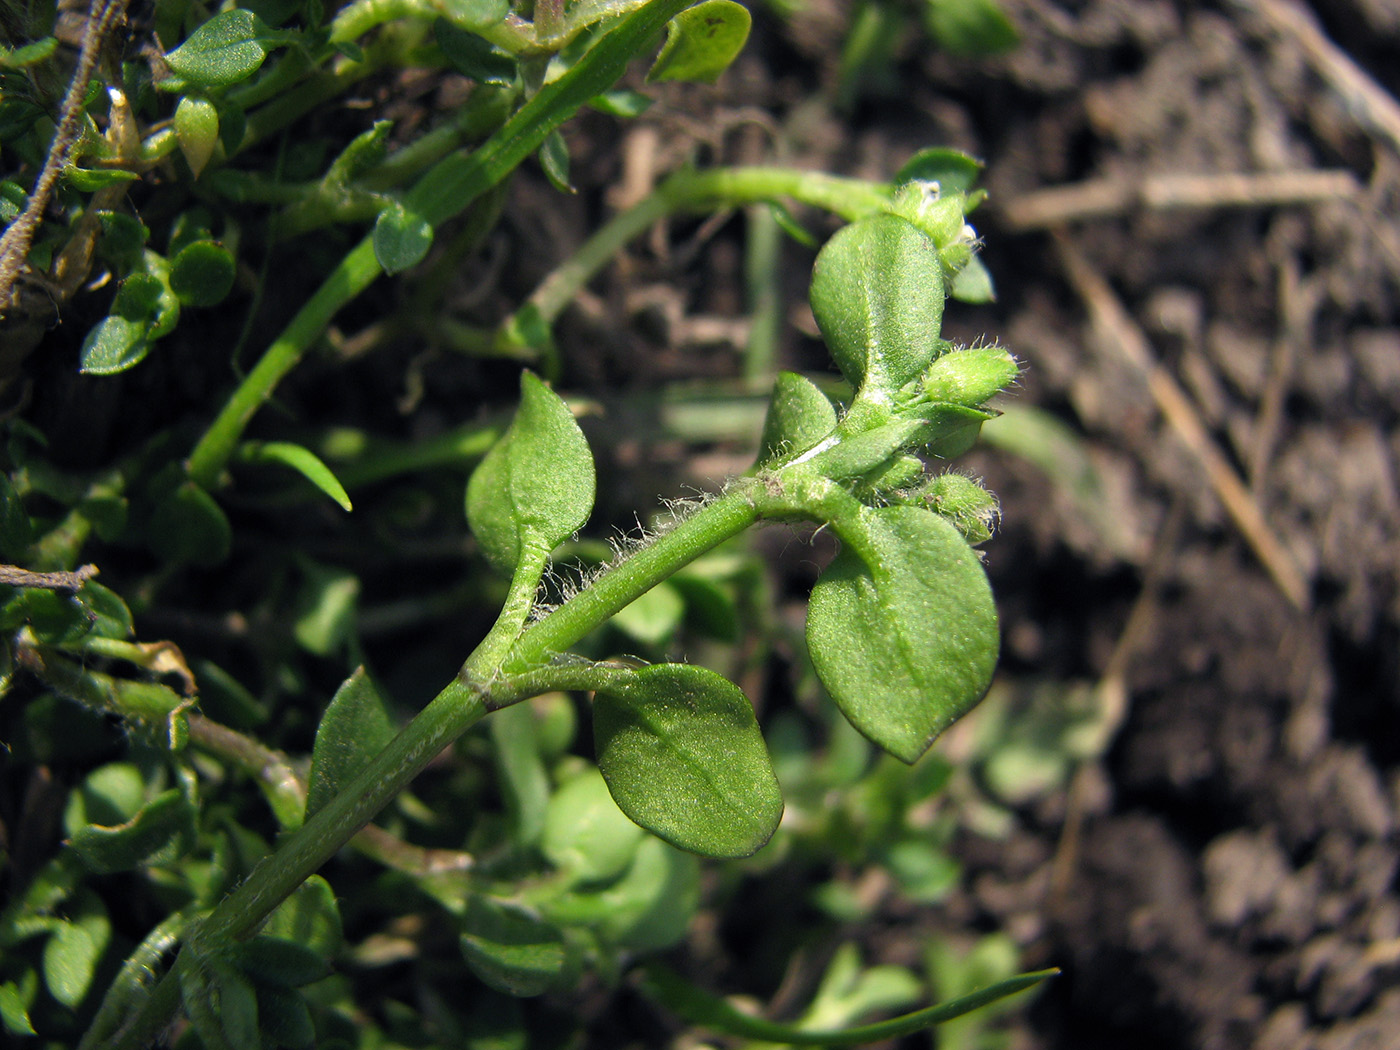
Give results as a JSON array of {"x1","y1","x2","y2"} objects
[
  {"x1": 459, "y1": 897, "x2": 569, "y2": 998},
  {"x1": 174, "y1": 95, "x2": 219, "y2": 177},
  {"x1": 42, "y1": 903, "x2": 111, "y2": 1008},
  {"x1": 593, "y1": 663, "x2": 783, "y2": 858},
  {"x1": 79, "y1": 314, "x2": 151, "y2": 375},
  {"x1": 306, "y1": 667, "x2": 395, "y2": 820},
  {"x1": 466, "y1": 371, "x2": 595, "y2": 573},
  {"x1": 646, "y1": 0, "x2": 752, "y2": 84},
  {"x1": 148, "y1": 480, "x2": 230, "y2": 566},
  {"x1": 165, "y1": 9, "x2": 275, "y2": 88},
  {"x1": 758, "y1": 370, "x2": 838, "y2": 465},
  {"x1": 67, "y1": 789, "x2": 197, "y2": 874},
  {"x1": 265, "y1": 876, "x2": 343, "y2": 958},
  {"x1": 807, "y1": 506, "x2": 998, "y2": 763},
  {"x1": 373, "y1": 201, "x2": 433, "y2": 275},
  {"x1": 809, "y1": 214, "x2": 946, "y2": 400},
  {"x1": 541, "y1": 767, "x2": 643, "y2": 883},
  {"x1": 170, "y1": 240, "x2": 236, "y2": 307}
]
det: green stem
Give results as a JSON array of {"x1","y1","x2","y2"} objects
[
  {"x1": 492, "y1": 483, "x2": 764, "y2": 677},
  {"x1": 515, "y1": 166, "x2": 891, "y2": 334},
  {"x1": 186, "y1": 0, "x2": 696, "y2": 491},
  {"x1": 471, "y1": 541, "x2": 551, "y2": 671},
  {"x1": 186, "y1": 234, "x2": 382, "y2": 489},
  {"x1": 109, "y1": 673, "x2": 490, "y2": 1050}
]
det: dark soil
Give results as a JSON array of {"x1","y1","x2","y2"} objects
[{"x1": 544, "y1": 1, "x2": 1400, "y2": 1046}]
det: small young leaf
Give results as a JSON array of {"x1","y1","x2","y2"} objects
[
  {"x1": 894, "y1": 148, "x2": 983, "y2": 195},
  {"x1": 148, "y1": 481, "x2": 231, "y2": 566},
  {"x1": 0, "y1": 982, "x2": 36, "y2": 1035},
  {"x1": 227, "y1": 936, "x2": 330, "y2": 988},
  {"x1": 169, "y1": 240, "x2": 236, "y2": 307},
  {"x1": 542, "y1": 836, "x2": 699, "y2": 951},
  {"x1": 440, "y1": 0, "x2": 510, "y2": 30},
  {"x1": 610, "y1": 581, "x2": 685, "y2": 648},
  {"x1": 2, "y1": 36, "x2": 58, "y2": 68},
  {"x1": 165, "y1": 9, "x2": 276, "y2": 87},
  {"x1": 79, "y1": 315, "x2": 151, "y2": 375},
  {"x1": 459, "y1": 897, "x2": 569, "y2": 997},
  {"x1": 306, "y1": 667, "x2": 394, "y2": 819},
  {"x1": 593, "y1": 664, "x2": 783, "y2": 857},
  {"x1": 646, "y1": 0, "x2": 752, "y2": 84},
  {"x1": 810, "y1": 214, "x2": 946, "y2": 400},
  {"x1": 590, "y1": 89, "x2": 653, "y2": 118},
  {"x1": 239, "y1": 440, "x2": 352, "y2": 511},
  {"x1": 538, "y1": 129, "x2": 573, "y2": 193},
  {"x1": 254, "y1": 984, "x2": 316, "y2": 1048},
  {"x1": 372, "y1": 201, "x2": 433, "y2": 275},
  {"x1": 292, "y1": 559, "x2": 359, "y2": 657},
  {"x1": 541, "y1": 767, "x2": 643, "y2": 883},
  {"x1": 67, "y1": 788, "x2": 197, "y2": 874},
  {"x1": 466, "y1": 371, "x2": 595, "y2": 573},
  {"x1": 807, "y1": 506, "x2": 998, "y2": 762},
  {"x1": 434, "y1": 18, "x2": 517, "y2": 84},
  {"x1": 923, "y1": 0, "x2": 1020, "y2": 57},
  {"x1": 42, "y1": 903, "x2": 111, "y2": 1008},
  {"x1": 174, "y1": 95, "x2": 219, "y2": 177},
  {"x1": 758, "y1": 370, "x2": 838, "y2": 464},
  {"x1": 64, "y1": 167, "x2": 139, "y2": 191},
  {"x1": 264, "y1": 876, "x2": 343, "y2": 958},
  {"x1": 951, "y1": 254, "x2": 995, "y2": 302},
  {"x1": 922, "y1": 344, "x2": 1017, "y2": 407},
  {"x1": 489, "y1": 700, "x2": 552, "y2": 847}
]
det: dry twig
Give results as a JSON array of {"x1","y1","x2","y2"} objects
[
  {"x1": 999, "y1": 168, "x2": 1360, "y2": 232},
  {"x1": 1052, "y1": 232, "x2": 1311, "y2": 612},
  {"x1": 0, "y1": 562, "x2": 99, "y2": 592},
  {"x1": 1232, "y1": 0, "x2": 1400, "y2": 160},
  {"x1": 0, "y1": 0, "x2": 130, "y2": 312}
]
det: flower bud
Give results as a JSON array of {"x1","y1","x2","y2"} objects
[
  {"x1": 920, "y1": 473, "x2": 999, "y2": 544},
  {"x1": 922, "y1": 344, "x2": 1018, "y2": 407}
]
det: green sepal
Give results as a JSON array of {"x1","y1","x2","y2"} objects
[
  {"x1": 757, "y1": 371, "x2": 838, "y2": 465},
  {"x1": 593, "y1": 663, "x2": 783, "y2": 858},
  {"x1": 466, "y1": 371, "x2": 595, "y2": 574},
  {"x1": 807, "y1": 506, "x2": 999, "y2": 762},
  {"x1": 306, "y1": 667, "x2": 395, "y2": 821},
  {"x1": 646, "y1": 0, "x2": 752, "y2": 84},
  {"x1": 894, "y1": 148, "x2": 983, "y2": 195},
  {"x1": 810, "y1": 214, "x2": 946, "y2": 401}
]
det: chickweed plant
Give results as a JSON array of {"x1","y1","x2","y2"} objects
[{"x1": 1, "y1": 0, "x2": 1052, "y2": 1046}]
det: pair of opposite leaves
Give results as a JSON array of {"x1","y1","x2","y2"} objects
[{"x1": 459, "y1": 213, "x2": 998, "y2": 857}]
